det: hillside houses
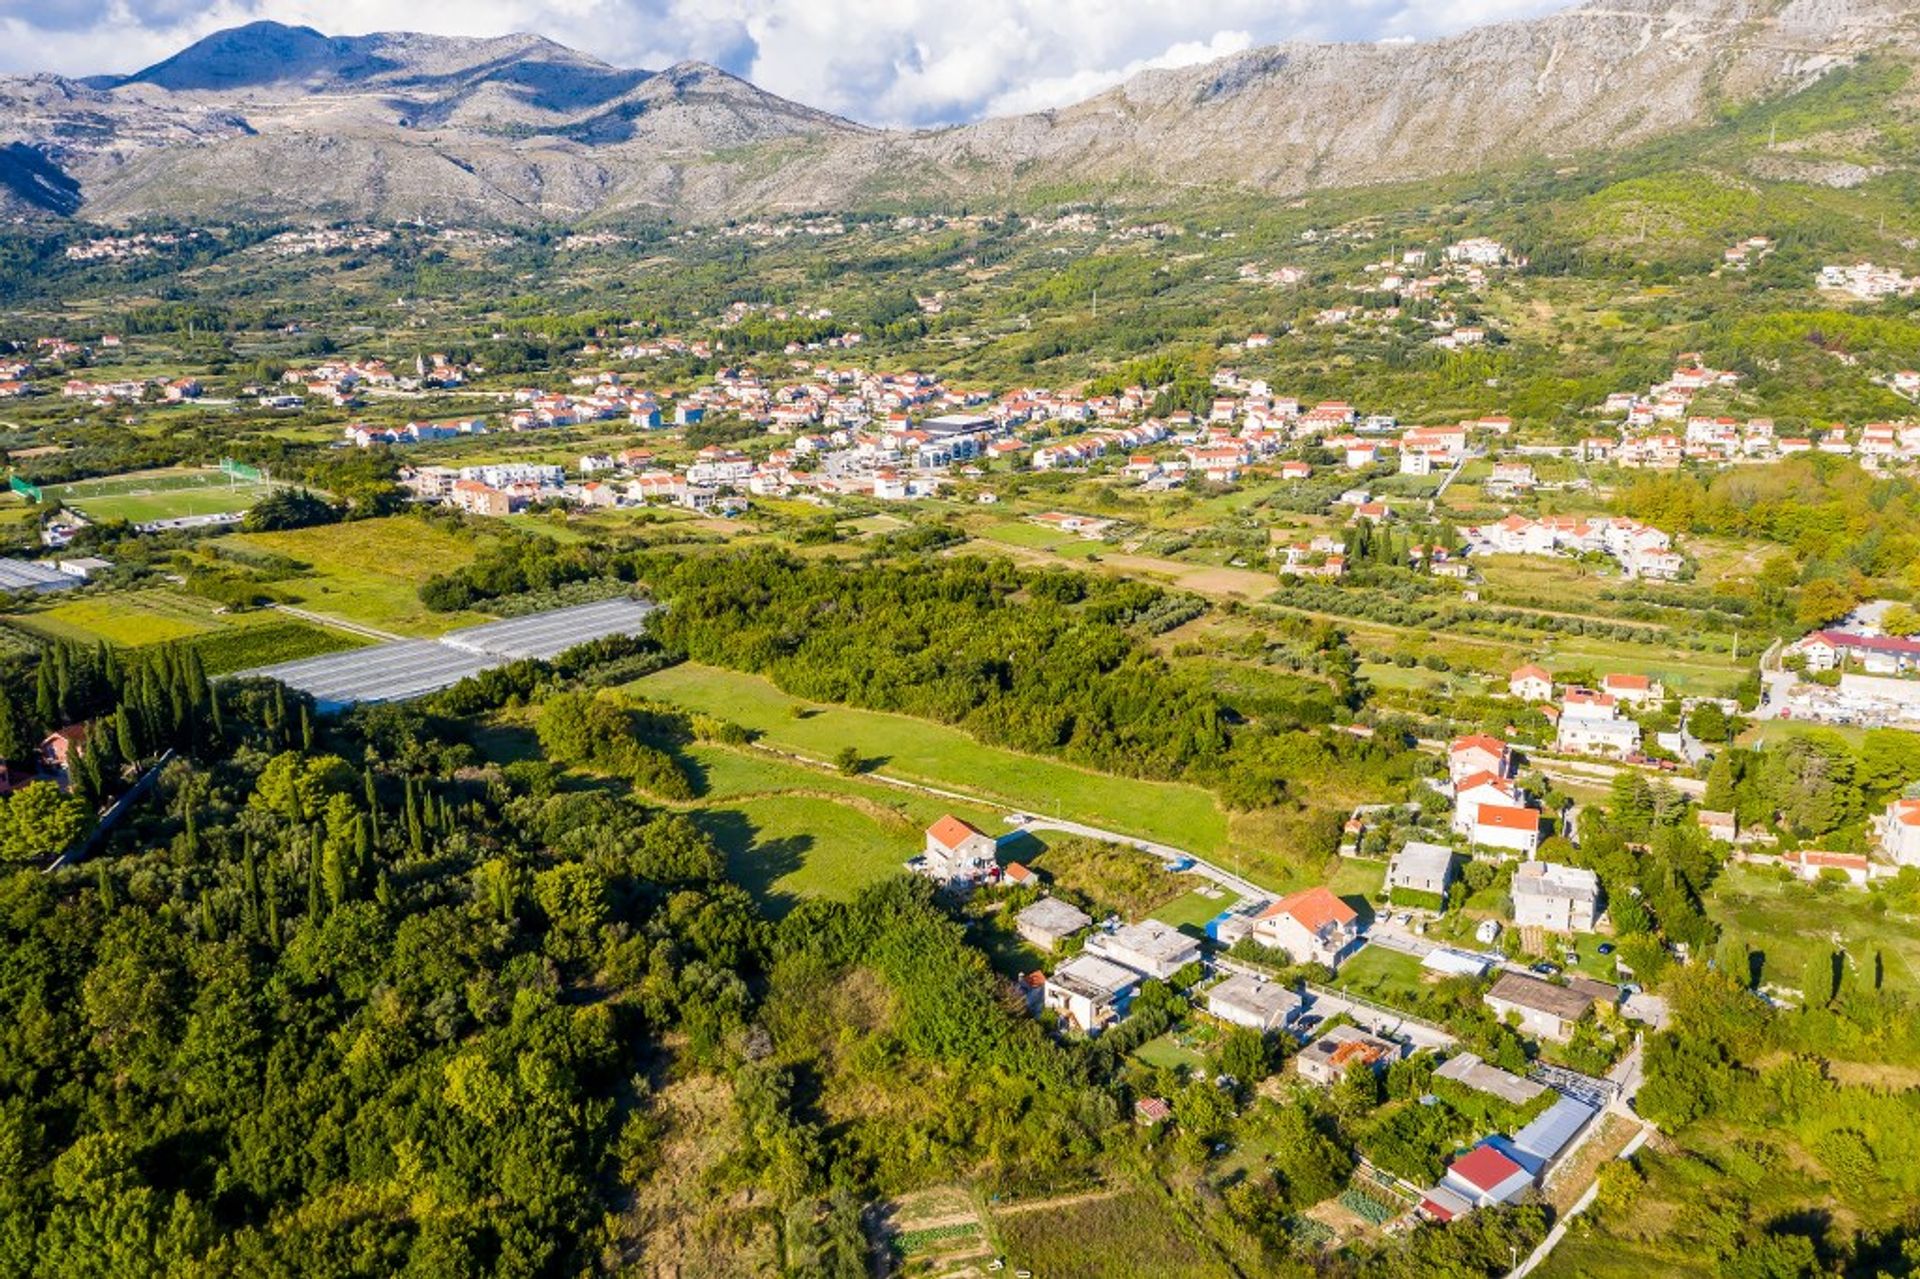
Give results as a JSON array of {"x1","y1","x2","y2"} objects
[{"x1": 1462, "y1": 513, "x2": 1681, "y2": 580}]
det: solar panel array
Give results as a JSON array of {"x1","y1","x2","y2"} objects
[{"x1": 241, "y1": 597, "x2": 657, "y2": 708}]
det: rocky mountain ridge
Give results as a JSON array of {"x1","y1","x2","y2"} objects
[{"x1": 2, "y1": 1, "x2": 1915, "y2": 225}]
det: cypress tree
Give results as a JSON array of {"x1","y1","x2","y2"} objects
[
  {"x1": 114, "y1": 704, "x2": 140, "y2": 766},
  {"x1": 0, "y1": 690, "x2": 23, "y2": 763},
  {"x1": 323, "y1": 839, "x2": 348, "y2": 911},
  {"x1": 300, "y1": 703, "x2": 314, "y2": 753},
  {"x1": 95, "y1": 862, "x2": 115, "y2": 913},
  {"x1": 307, "y1": 829, "x2": 323, "y2": 920},
  {"x1": 242, "y1": 837, "x2": 261, "y2": 938},
  {"x1": 375, "y1": 870, "x2": 393, "y2": 911},
  {"x1": 266, "y1": 878, "x2": 282, "y2": 949},
  {"x1": 199, "y1": 894, "x2": 217, "y2": 942},
  {"x1": 35, "y1": 662, "x2": 56, "y2": 728}
]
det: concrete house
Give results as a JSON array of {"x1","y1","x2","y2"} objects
[
  {"x1": 1484, "y1": 972, "x2": 1593, "y2": 1042},
  {"x1": 1510, "y1": 861, "x2": 1601, "y2": 933},
  {"x1": 1296, "y1": 1024, "x2": 1403, "y2": 1085},
  {"x1": 1015, "y1": 897, "x2": 1092, "y2": 951},
  {"x1": 1253, "y1": 886, "x2": 1364, "y2": 968},
  {"x1": 1432, "y1": 1052, "x2": 1548, "y2": 1108},
  {"x1": 1043, "y1": 954, "x2": 1141, "y2": 1034},
  {"x1": 1878, "y1": 798, "x2": 1920, "y2": 867},
  {"x1": 920, "y1": 814, "x2": 999, "y2": 885},
  {"x1": 1470, "y1": 803, "x2": 1543, "y2": 857},
  {"x1": 1387, "y1": 841, "x2": 1457, "y2": 898},
  {"x1": 1085, "y1": 919, "x2": 1202, "y2": 981},
  {"x1": 1205, "y1": 974, "x2": 1305, "y2": 1032}
]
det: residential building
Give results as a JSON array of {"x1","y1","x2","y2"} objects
[
  {"x1": 1601, "y1": 672, "x2": 1662, "y2": 704},
  {"x1": 40, "y1": 724, "x2": 89, "y2": 771},
  {"x1": 1432, "y1": 1052, "x2": 1548, "y2": 1108},
  {"x1": 1510, "y1": 861, "x2": 1602, "y2": 933},
  {"x1": 1484, "y1": 972, "x2": 1593, "y2": 1041},
  {"x1": 919, "y1": 814, "x2": 999, "y2": 885},
  {"x1": 1469, "y1": 803, "x2": 1543, "y2": 856},
  {"x1": 1296, "y1": 1024, "x2": 1403, "y2": 1085},
  {"x1": 1878, "y1": 798, "x2": 1920, "y2": 866},
  {"x1": 1085, "y1": 919, "x2": 1202, "y2": 981},
  {"x1": 1043, "y1": 954, "x2": 1141, "y2": 1033},
  {"x1": 1508, "y1": 664, "x2": 1553, "y2": 702},
  {"x1": 1387, "y1": 841, "x2": 1456, "y2": 898},
  {"x1": 1438, "y1": 1145, "x2": 1534, "y2": 1212},
  {"x1": 1448, "y1": 734, "x2": 1511, "y2": 784},
  {"x1": 1696, "y1": 810, "x2": 1738, "y2": 845},
  {"x1": 1015, "y1": 897, "x2": 1092, "y2": 951},
  {"x1": 1253, "y1": 886, "x2": 1364, "y2": 967},
  {"x1": 1205, "y1": 974, "x2": 1305, "y2": 1032}
]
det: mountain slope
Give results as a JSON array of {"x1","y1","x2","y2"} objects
[{"x1": 3, "y1": 1, "x2": 1919, "y2": 225}]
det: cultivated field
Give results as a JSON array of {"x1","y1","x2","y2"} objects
[
  {"x1": 2, "y1": 587, "x2": 364, "y2": 672},
  {"x1": 226, "y1": 517, "x2": 493, "y2": 636},
  {"x1": 991, "y1": 1188, "x2": 1231, "y2": 1279}
]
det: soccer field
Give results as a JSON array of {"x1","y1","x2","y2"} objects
[{"x1": 45, "y1": 469, "x2": 280, "y2": 523}]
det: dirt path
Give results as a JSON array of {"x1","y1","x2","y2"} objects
[{"x1": 989, "y1": 1186, "x2": 1122, "y2": 1217}]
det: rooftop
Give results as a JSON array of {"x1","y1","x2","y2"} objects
[
  {"x1": 1432, "y1": 1051, "x2": 1547, "y2": 1107},
  {"x1": 1264, "y1": 885, "x2": 1359, "y2": 932},
  {"x1": 1511, "y1": 861, "x2": 1598, "y2": 901},
  {"x1": 926, "y1": 813, "x2": 987, "y2": 850},
  {"x1": 1206, "y1": 973, "x2": 1303, "y2": 1021},
  {"x1": 1486, "y1": 972, "x2": 1595, "y2": 1023},
  {"x1": 1048, "y1": 954, "x2": 1142, "y2": 1001},
  {"x1": 1099, "y1": 919, "x2": 1202, "y2": 963},
  {"x1": 1016, "y1": 896, "x2": 1092, "y2": 938}
]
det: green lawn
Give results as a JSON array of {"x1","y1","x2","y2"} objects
[
  {"x1": 631, "y1": 663, "x2": 1233, "y2": 858},
  {"x1": 227, "y1": 517, "x2": 494, "y2": 636},
  {"x1": 1132, "y1": 1034, "x2": 1209, "y2": 1072},
  {"x1": 1708, "y1": 865, "x2": 1920, "y2": 993},
  {"x1": 692, "y1": 792, "x2": 920, "y2": 917},
  {"x1": 1329, "y1": 945, "x2": 1436, "y2": 1008},
  {"x1": 1151, "y1": 887, "x2": 1233, "y2": 933}
]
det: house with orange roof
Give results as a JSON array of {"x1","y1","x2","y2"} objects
[
  {"x1": 1447, "y1": 734, "x2": 1511, "y2": 784},
  {"x1": 1296, "y1": 1023, "x2": 1403, "y2": 1085},
  {"x1": 1878, "y1": 797, "x2": 1920, "y2": 867},
  {"x1": 1508, "y1": 664, "x2": 1553, "y2": 702},
  {"x1": 1601, "y1": 672, "x2": 1663, "y2": 704},
  {"x1": 1468, "y1": 803, "x2": 1543, "y2": 856},
  {"x1": 1781, "y1": 849, "x2": 1871, "y2": 886},
  {"x1": 1252, "y1": 886, "x2": 1364, "y2": 968},
  {"x1": 919, "y1": 814, "x2": 999, "y2": 885}
]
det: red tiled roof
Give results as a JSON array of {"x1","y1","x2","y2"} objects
[
  {"x1": 1510, "y1": 664, "x2": 1550, "y2": 681},
  {"x1": 1477, "y1": 804, "x2": 1541, "y2": 832},
  {"x1": 1264, "y1": 885, "x2": 1358, "y2": 931},
  {"x1": 1450, "y1": 734, "x2": 1508, "y2": 757},
  {"x1": 1602, "y1": 673, "x2": 1651, "y2": 691},
  {"x1": 927, "y1": 814, "x2": 986, "y2": 850},
  {"x1": 1450, "y1": 1144, "x2": 1526, "y2": 1194}
]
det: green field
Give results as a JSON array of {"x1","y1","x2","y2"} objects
[
  {"x1": 3, "y1": 587, "x2": 363, "y2": 672},
  {"x1": 1152, "y1": 887, "x2": 1233, "y2": 932},
  {"x1": 45, "y1": 468, "x2": 280, "y2": 523},
  {"x1": 679, "y1": 745, "x2": 1009, "y2": 914},
  {"x1": 1708, "y1": 865, "x2": 1920, "y2": 993},
  {"x1": 632, "y1": 663, "x2": 1233, "y2": 858},
  {"x1": 1329, "y1": 945, "x2": 1435, "y2": 1008},
  {"x1": 974, "y1": 520, "x2": 1103, "y2": 557},
  {"x1": 227, "y1": 517, "x2": 494, "y2": 636}
]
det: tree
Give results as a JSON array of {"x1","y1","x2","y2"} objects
[
  {"x1": 1216, "y1": 1027, "x2": 1272, "y2": 1088},
  {"x1": 1795, "y1": 578, "x2": 1856, "y2": 629},
  {"x1": 0, "y1": 780, "x2": 93, "y2": 859},
  {"x1": 833, "y1": 745, "x2": 865, "y2": 776}
]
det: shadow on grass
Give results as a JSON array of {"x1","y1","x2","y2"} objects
[{"x1": 691, "y1": 807, "x2": 811, "y2": 917}]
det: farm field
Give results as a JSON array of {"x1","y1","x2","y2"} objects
[
  {"x1": 1707, "y1": 865, "x2": 1920, "y2": 994},
  {"x1": 991, "y1": 1188, "x2": 1230, "y2": 1279},
  {"x1": 43, "y1": 468, "x2": 280, "y2": 523},
  {"x1": 1, "y1": 588, "x2": 364, "y2": 672},
  {"x1": 226, "y1": 516, "x2": 494, "y2": 636},
  {"x1": 632, "y1": 663, "x2": 1234, "y2": 858}
]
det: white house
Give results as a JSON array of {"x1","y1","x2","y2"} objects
[
  {"x1": 1878, "y1": 798, "x2": 1920, "y2": 867},
  {"x1": 1253, "y1": 886, "x2": 1364, "y2": 968},
  {"x1": 919, "y1": 814, "x2": 998, "y2": 885},
  {"x1": 1510, "y1": 861, "x2": 1601, "y2": 933},
  {"x1": 1508, "y1": 664, "x2": 1554, "y2": 702},
  {"x1": 1085, "y1": 919, "x2": 1202, "y2": 981},
  {"x1": 1448, "y1": 734, "x2": 1512, "y2": 784}
]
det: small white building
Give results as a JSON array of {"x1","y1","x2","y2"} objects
[
  {"x1": 1015, "y1": 897, "x2": 1092, "y2": 951},
  {"x1": 919, "y1": 815, "x2": 999, "y2": 885},
  {"x1": 1253, "y1": 886, "x2": 1364, "y2": 968},
  {"x1": 1878, "y1": 798, "x2": 1920, "y2": 867},
  {"x1": 1508, "y1": 664, "x2": 1553, "y2": 702}
]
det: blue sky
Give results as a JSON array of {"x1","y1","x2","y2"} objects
[{"x1": 0, "y1": 0, "x2": 1577, "y2": 126}]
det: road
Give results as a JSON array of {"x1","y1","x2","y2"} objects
[{"x1": 267, "y1": 603, "x2": 407, "y2": 643}]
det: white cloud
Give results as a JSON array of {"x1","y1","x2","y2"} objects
[{"x1": 0, "y1": 0, "x2": 1576, "y2": 126}]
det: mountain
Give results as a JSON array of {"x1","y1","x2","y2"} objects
[{"x1": 2, "y1": 1, "x2": 1917, "y2": 225}]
